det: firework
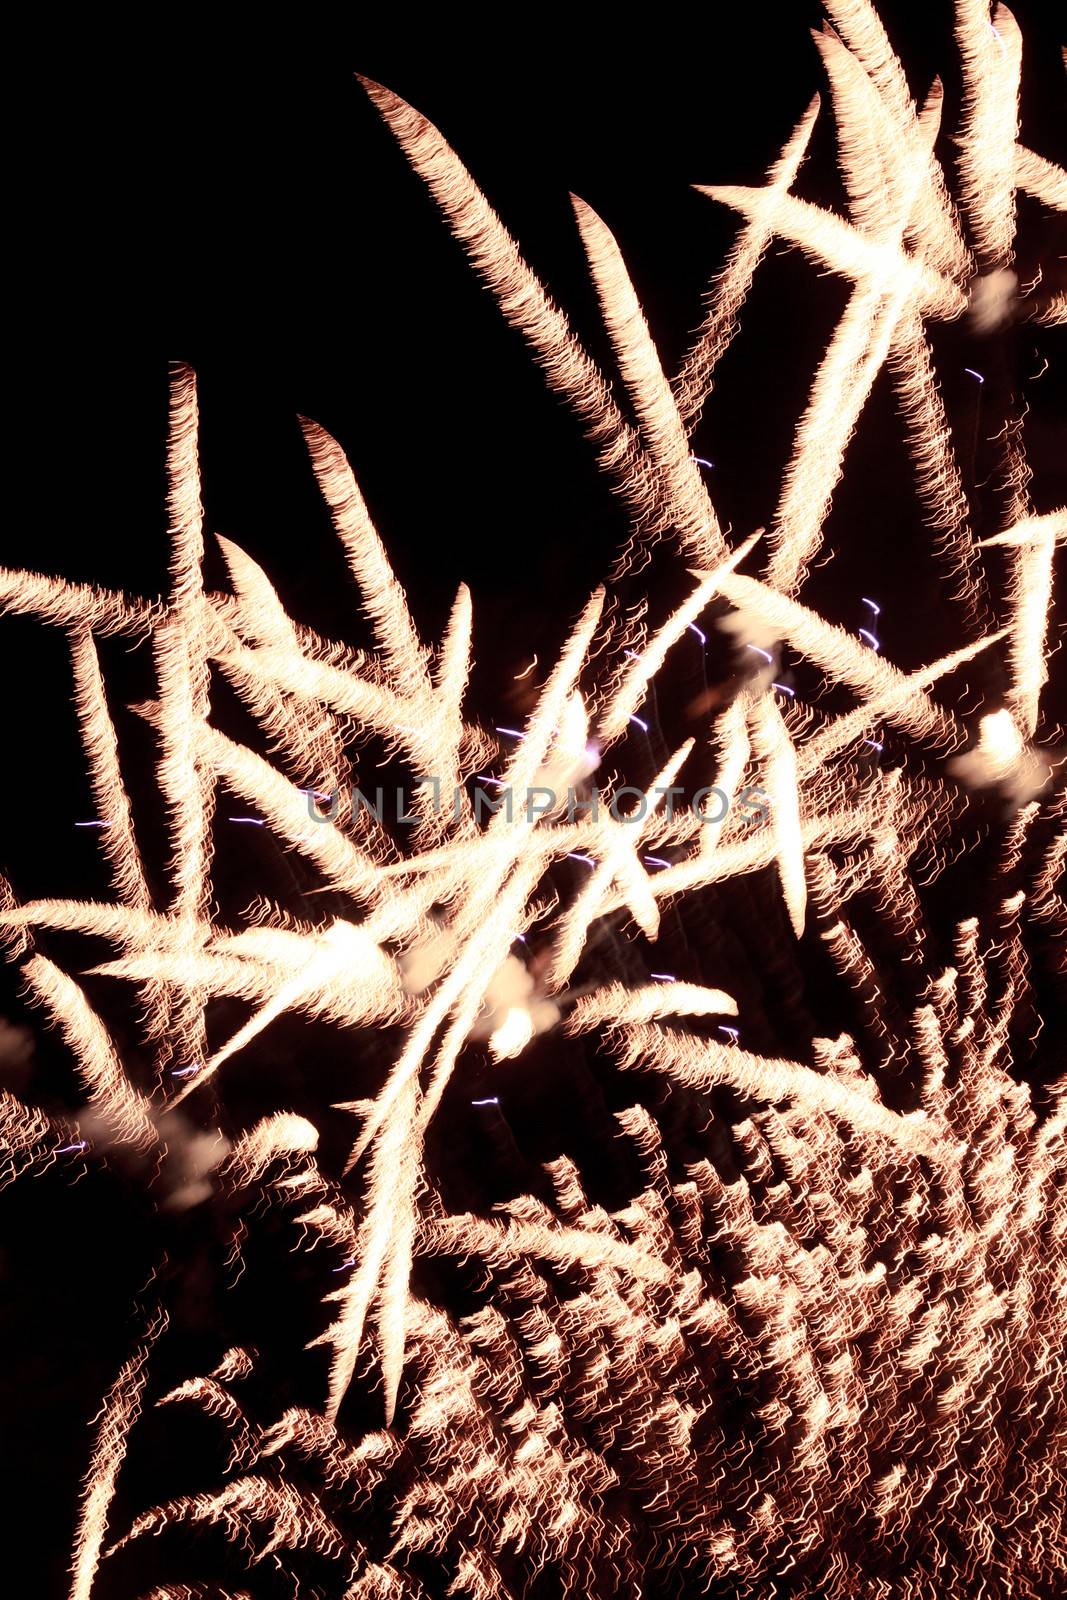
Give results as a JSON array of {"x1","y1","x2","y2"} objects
[{"x1": 2, "y1": 3, "x2": 1065, "y2": 1596}]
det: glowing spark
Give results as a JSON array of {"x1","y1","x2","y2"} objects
[
  {"x1": 964, "y1": 367, "x2": 985, "y2": 383},
  {"x1": 858, "y1": 627, "x2": 880, "y2": 650},
  {"x1": 488, "y1": 1006, "x2": 534, "y2": 1061},
  {"x1": 513, "y1": 656, "x2": 538, "y2": 679}
]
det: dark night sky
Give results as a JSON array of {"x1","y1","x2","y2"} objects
[{"x1": 3, "y1": 6, "x2": 1066, "y2": 1595}]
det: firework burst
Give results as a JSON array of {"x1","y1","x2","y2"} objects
[{"x1": 2, "y1": 3, "x2": 1065, "y2": 1596}]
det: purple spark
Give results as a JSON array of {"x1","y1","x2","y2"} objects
[
  {"x1": 772, "y1": 682, "x2": 795, "y2": 698},
  {"x1": 170, "y1": 1065, "x2": 201, "y2": 1079},
  {"x1": 687, "y1": 622, "x2": 707, "y2": 646},
  {"x1": 858, "y1": 629, "x2": 880, "y2": 651},
  {"x1": 650, "y1": 973, "x2": 677, "y2": 983},
  {"x1": 746, "y1": 644, "x2": 774, "y2": 665},
  {"x1": 228, "y1": 816, "x2": 265, "y2": 825},
  {"x1": 643, "y1": 856, "x2": 671, "y2": 869},
  {"x1": 567, "y1": 852, "x2": 596, "y2": 868},
  {"x1": 629, "y1": 714, "x2": 649, "y2": 733},
  {"x1": 331, "y1": 1258, "x2": 357, "y2": 1273},
  {"x1": 718, "y1": 1025, "x2": 740, "y2": 1042},
  {"x1": 495, "y1": 726, "x2": 525, "y2": 740},
  {"x1": 691, "y1": 456, "x2": 715, "y2": 470},
  {"x1": 861, "y1": 597, "x2": 881, "y2": 616},
  {"x1": 57, "y1": 1140, "x2": 89, "y2": 1154},
  {"x1": 964, "y1": 368, "x2": 985, "y2": 385},
  {"x1": 864, "y1": 738, "x2": 884, "y2": 752},
  {"x1": 74, "y1": 820, "x2": 111, "y2": 829},
  {"x1": 471, "y1": 1097, "x2": 500, "y2": 1107}
]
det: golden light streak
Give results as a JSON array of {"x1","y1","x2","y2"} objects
[
  {"x1": 357, "y1": 78, "x2": 659, "y2": 530},
  {"x1": 822, "y1": 0, "x2": 970, "y2": 278},
  {"x1": 610, "y1": 1021, "x2": 946, "y2": 1158},
  {"x1": 571, "y1": 196, "x2": 726, "y2": 567},
  {"x1": 714, "y1": 570, "x2": 966, "y2": 747},
  {"x1": 566, "y1": 981, "x2": 737, "y2": 1030},
  {"x1": 749, "y1": 694, "x2": 808, "y2": 937},
  {"x1": 69, "y1": 1311, "x2": 166, "y2": 1600},
  {"x1": 548, "y1": 738, "x2": 694, "y2": 989},
  {"x1": 1014, "y1": 144, "x2": 1067, "y2": 212},
  {"x1": 23, "y1": 956, "x2": 158, "y2": 1154},
  {"x1": 674, "y1": 96, "x2": 821, "y2": 428},
  {"x1": 981, "y1": 511, "x2": 1065, "y2": 738},
  {"x1": 696, "y1": 184, "x2": 967, "y2": 318},
  {"x1": 954, "y1": 1, "x2": 1022, "y2": 269},
  {"x1": 597, "y1": 529, "x2": 762, "y2": 745}
]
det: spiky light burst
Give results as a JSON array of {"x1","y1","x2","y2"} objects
[{"x1": 2, "y1": 3, "x2": 1065, "y2": 1596}]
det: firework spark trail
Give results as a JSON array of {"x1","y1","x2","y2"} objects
[
  {"x1": 1014, "y1": 142, "x2": 1067, "y2": 211},
  {"x1": 673, "y1": 96, "x2": 822, "y2": 428},
  {"x1": 705, "y1": 59, "x2": 969, "y2": 598},
  {"x1": 597, "y1": 529, "x2": 763, "y2": 744},
  {"x1": 356, "y1": 78, "x2": 662, "y2": 539},
  {"x1": 749, "y1": 693, "x2": 808, "y2": 936},
  {"x1": 548, "y1": 737, "x2": 694, "y2": 988},
  {"x1": 982, "y1": 509, "x2": 1067, "y2": 740},
  {"x1": 954, "y1": 0, "x2": 1022, "y2": 271},
  {"x1": 69, "y1": 1310, "x2": 166, "y2": 1600},
  {"x1": 22, "y1": 956, "x2": 158, "y2": 1154},
  {"x1": 0, "y1": 1090, "x2": 56, "y2": 1189},
  {"x1": 571, "y1": 196, "x2": 727, "y2": 567},
  {"x1": 823, "y1": 0, "x2": 970, "y2": 278},
  {"x1": 1, "y1": 5, "x2": 1064, "y2": 1596},
  {"x1": 834, "y1": 67, "x2": 986, "y2": 630},
  {"x1": 0, "y1": 567, "x2": 160, "y2": 637},
  {"x1": 154, "y1": 368, "x2": 214, "y2": 1069},
  {"x1": 714, "y1": 569, "x2": 971, "y2": 748}
]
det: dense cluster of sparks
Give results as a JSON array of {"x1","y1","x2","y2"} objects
[{"x1": 2, "y1": 3, "x2": 1066, "y2": 1597}]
